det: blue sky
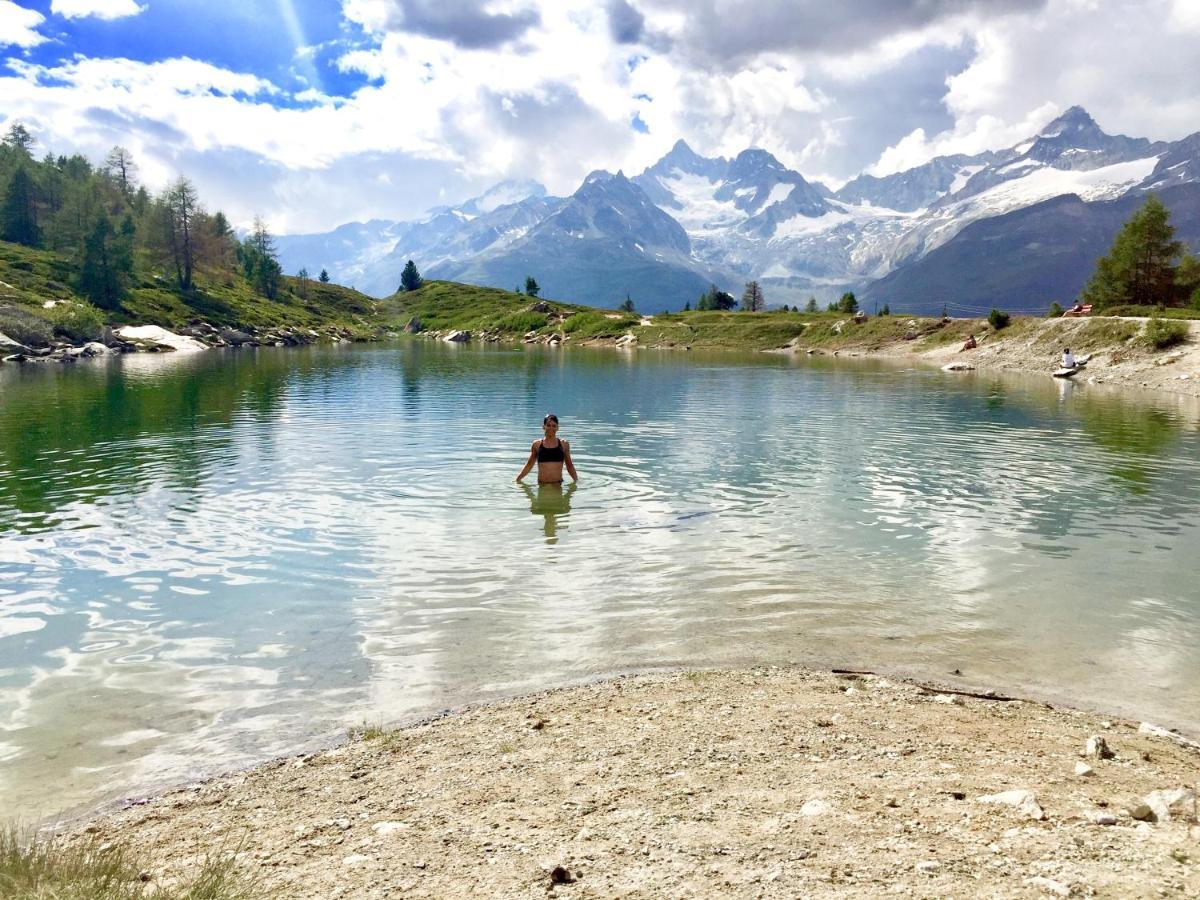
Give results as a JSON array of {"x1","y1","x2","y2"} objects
[{"x1": 2, "y1": 0, "x2": 1198, "y2": 233}]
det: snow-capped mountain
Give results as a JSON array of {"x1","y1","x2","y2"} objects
[
  {"x1": 276, "y1": 107, "x2": 1200, "y2": 313},
  {"x1": 431, "y1": 170, "x2": 713, "y2": 309}
]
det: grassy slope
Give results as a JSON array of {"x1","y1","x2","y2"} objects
[{"x1": 0, "y1": 240, "x2": 384, "y2": 341}]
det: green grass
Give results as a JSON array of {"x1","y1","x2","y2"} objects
[
  {"x1": 1, "y1": 239, "x2": 386, "y2": 342},
  {"x1": 348, "y1": 721, "x2": 387, "y2": 741},
  {"x1": 384, "y1": 281, "x2": 583, "y2": 335},
  {"x1": 562, "y1": 311, "x2": 639, "y2": 338},
  {"x1": 1101, "y1": 304, "x2": 1200, "y2": 320},
  {"x1": 0, "y1": 825, "x2": 260, "y2": 900},
  {"x1": 1142, "y1": 316, "x2": 1190, "y2": 350}
]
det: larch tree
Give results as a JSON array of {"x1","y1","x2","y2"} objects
[
  {"x1": 741, "y1": 280, "x2": 765, "y2": 312},
  {"x1": 1, "y1": 166, "x2": 41, "y2": 246},
  {"x1": 1081, "y1": 195, "x2": 1183, "y2": 308}
]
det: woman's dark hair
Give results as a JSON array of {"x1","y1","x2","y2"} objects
[{"x1": 543, "y1": 413, "x2": 559, "y2": 425}]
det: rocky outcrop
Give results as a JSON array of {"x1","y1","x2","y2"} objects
[{"x1": 115, "y1": 325, "x2": 209, "y2": 352}]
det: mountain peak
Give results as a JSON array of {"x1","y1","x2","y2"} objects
[{"x1": 1040, "y1": 105, "x2": 1100, "y2": 137}]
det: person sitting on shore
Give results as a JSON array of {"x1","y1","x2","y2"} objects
[
  {"x1": 1070, "y1": 301, "x2": 1085, "y2": 314},
  {"x1": 1061, "y1": 347, "x2": 1076, "y2": 369},
  {"x1": 960, "y1": 334, "x2": 977, "y2": 351},
  {"x1": 516, "y1": 414, "x2": 579, "y2": 485}
]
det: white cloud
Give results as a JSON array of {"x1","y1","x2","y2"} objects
[
  {"x1": 0, "y1": 0, "x2": 45, "y2": 48},
  {"x1": 2, "y1": 0, "x2": 1199, "y2": 230},
  {"x1": 51, "y1": 0, "x2": 146, "y2": 20}
]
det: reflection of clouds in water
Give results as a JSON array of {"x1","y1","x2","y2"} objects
[{"x1": 4, "y1": 345, "x2": 1200, "y2": 817}]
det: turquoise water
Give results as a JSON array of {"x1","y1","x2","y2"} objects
[{"x1": 2, "y1": 343, "x2": 1199, "y2": 817}]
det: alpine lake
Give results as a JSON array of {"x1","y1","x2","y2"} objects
[{"x1": 2, "y1": 341, "x2": 1199, "y2": 818}]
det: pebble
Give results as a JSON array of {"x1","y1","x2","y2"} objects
[
  {"x1": 915, "y1": 860, "x2": 940, "y2": 874},
  {"x1": 372, "y1": 822, "x2": 407, "y2": 837},
  {"x1": 342, "y1": 855, "x2": 370, "y2": 867},
  {"x1": 1125, "y1": 799, "x2": 1154, "y2": 821},
  {"x1": 1074, "y1": 762, "x2": 1095, "y2": 778},
  {"x1": 1088, "y1": 812, "x2": 1118, "y2": 826}
]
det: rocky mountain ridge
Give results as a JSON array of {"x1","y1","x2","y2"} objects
[{"x1": 275, "y1": 107, "x2": 1200, "y2": 313}]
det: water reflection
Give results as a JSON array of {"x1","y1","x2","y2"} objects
[
  {"x1": 2, "y1": 343, "x2": 1200, "y2": 820},
  {"x1": 520, "y1": 482, "x2": 576, "y2": 543}
]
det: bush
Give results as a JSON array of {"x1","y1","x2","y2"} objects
[
  {"x1": 1142, "y1": 316, "x2": 1189, "y2": 350},
  {"x1": 988, "y1": 308, "x2": 1011, "y2": 330},
  {"x1": 1047, "y1": 302, "x2": 1064, "y2": 317},
  {"x1": 47, "y1": 301, "x2": 105, "y2": 343},
  {"x1": 497, "y1": 311, "x2": 548, "y2": 333},
  {"x1": 0, "y1": 304, "x2": 53, "y2": 347}
]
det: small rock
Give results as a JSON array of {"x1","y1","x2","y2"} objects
[
  {"x1": 933, "y1": 693, "x2": 963, "y2": 704},
  {"x1": 1125, "y1": 799, "x2": 1154, "y2": 821},
  {"x1": 1085, "y1": 735, "x2": 1115, "y2": 759},
  {"x1": 1143, "y1": 787, "x2": 1196, "y2": 823},
  {"x1": 1025, "y1": 875, "x2": 1070, "y2": 897},
  {"x1": 977, "y1": 789, "x2": 1045, "y2": 820},
  {"x1": 800, "y1": 799, "x2": 832, "y2": 817},
  {"x1": 549, "y1": 865, "x2": 575, "y2": 884},
  {"x1": 342, "y1": 854, "x2": 370, "y2": 867},
  {"x1": 443, "y1": 330, "x2": 470, "y2": 343},
  {"x1": 941, "y1": 362, "x2": 975, "y2": 372},
  {"x1": 372, "y1": 821, "x2": 407, "y2": 837},
  {"x1": 1074, "y1": 762, "x2": 1095, "y2": 777},
  {"x1": 1089, "y1": 811, "x2": 1118, "y2": 826},
  {"x1": 915, "y1": 860, "x2": 940, "y2": 874}
]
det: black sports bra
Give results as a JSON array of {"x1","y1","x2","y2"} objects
[{"x1": 537, "y1": 440, "x2": 565, "y2": 463}]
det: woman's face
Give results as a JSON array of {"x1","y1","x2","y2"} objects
[{"x1": 543, "y1": 419, "x2": 559, "y2": 438}]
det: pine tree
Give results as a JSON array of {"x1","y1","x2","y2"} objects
[
  {"x1": 319, "y1": 268, "x2": 330, "y2": 283},
  {"x1": 618, "y1": 294, "x2": 635, "y2": 313},
  {"x1": 244, "y1": 217, "x2": 282, "y2": 299},
  {"x1": 880, "y1": 303, "x2": 890, "y2": 316},
  {"x1": 400, "y1": 259, "x2": 423, "y2": 292},
  {"x1": 524, "y1": 276, "x2": 540, "y2": 298},
  {"x1": 1, "y1": 166, "x2": 40, "y2": 246},
  {"x1": 1082, "y1": 195, "x2": 1183, "y2": 308},
  {"x1": 2, "y1": 122, "x2": 35, "y2": 157},
  {"x1": 804, "y1": 296, "x2": 817, "y2": 313},
  {"x1": 741, "y1": 280, "x2": 765, "y2": 311},
  {"x1": 836, "y1": 292, "x2": 858, "y2": 314},
  {"x1": 683, "y1": 301, "x2": 691, "y2": 312},
  {"x1": 77, "y1": 213, "x2": 130, "y2": 310}
]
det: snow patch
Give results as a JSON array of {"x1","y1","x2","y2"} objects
[
  {"x1": 764, "y1": 182, "x2": 795, "y2": 207},
  {"x1": 659, "y1": 171, "x2": 747, "y2": 231},
  {"x1": 948, "y1": 165, "x2": 985, "y2": 196}
]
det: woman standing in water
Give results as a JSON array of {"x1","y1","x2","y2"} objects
[{"x1": 516, "y1": 414, "x2": 578, "y2": 484}]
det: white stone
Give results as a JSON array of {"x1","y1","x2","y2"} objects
[
  {"x1": 941, "y1": 362, "x2": 975, "y2": 372},
  {"x1": 1074, "y1": 761, "x2": 1095, "y2": 777},
  {"x1": 342, "y1": 854, "x2": 371, "y2": 867},
  {"x1": 114, "y1": 325, "x2": 208, "y2": 352},
  {"x1": 442, "y1": 330, "x2": 470, "y2": 343},
  {"x1": 799, "y1": 799, "x2": 832, "y2": 817},
  {"x1": 372, "y1": 821, "x2": 408, "y2": 837},
  {"x1": 1143, "y1": 787, "x2": 1196, "y2": 823},
  {"x1": 915, "y1": 860, "x2": 940, "y2": 874},
  {"x1": 1084, "y1": 735, "x2": 1114, "y2": 759},
  {"x1": 977, "y1": 789, "x2": 1045, "y2": 820}
]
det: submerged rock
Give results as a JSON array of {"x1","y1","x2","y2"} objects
[{"x1": 443, "y1": 330, "x2": 470, "y2": 343}]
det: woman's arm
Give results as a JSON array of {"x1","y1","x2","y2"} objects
[
  {"x1": 563, "y1": 440, "x2": 578, "y2": 482},
  {"x1": 516, "y1": 441, "x2": 539, "y2": 482}
]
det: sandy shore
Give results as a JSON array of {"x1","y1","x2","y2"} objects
[{"x1": 64, "y1": 668, "x2": 1199, "y2": 898}]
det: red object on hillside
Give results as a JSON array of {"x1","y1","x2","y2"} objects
[{"x1": 1063, "y1": 304, "x2": 1093, "y2": 317}]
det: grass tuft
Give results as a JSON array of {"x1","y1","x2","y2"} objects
[
  {"x1": 0, "y1": 825, "x2": 259, "y2": 900},
  {"x1": 1142, "y1": 316, "x2": 1189, "y2": 350},
  {"x1": 348, "y1": 721, "x2": 387, "y2": 741}
]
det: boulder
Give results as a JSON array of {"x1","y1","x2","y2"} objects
[
  {"x1": 443, "y1": 330, "x2": 470, "y2": 343},
  {"x1": 942, "y1": 362, "x2": 975, "y2": 372},
  {"x1": 114, "y1": 326, "x2": 207, "y2": 352},
  {"x1": 219, "y1": 328, "x2": 255, "y2": 346},
  {"x1": 525, "y1": 301, "x2": 550, "y2": 313},
  {"x1": 81, "y1": 342, "x2": 111, "y2": 357},
  {"x1": 0, "y1": 330, "x2": 28, "y2": 353},
  {"x1": 615, "y1": 334, "x2": 637, "y2": 348},
  {"x1": 1085, "y1": 735, "x2": 1115, "y2": 759},
  {"x1": 402, "y1": 317, "x2": 423, "y2": 334}
]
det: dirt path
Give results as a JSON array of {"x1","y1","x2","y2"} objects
[{"x1": 67, "y1": 668, "x2": 1200, "y2": 898}]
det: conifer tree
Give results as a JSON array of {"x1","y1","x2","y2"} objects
[
  {"x1": 77, "y1": 212, "x2": 134, "y2": 310},
  {"x1": 2, "y1": 122, "x2": 34, "y2": 157},
  {"x1": 104, "y1": 147, "x2": 138, "y2": 198},
  {"x1": 1, "y1": 166, "x2": 40, "y2": 246},
  {"x1": 804, "y1": 296, "x2": 818, "y2": 313},
  {"x1": 524, "y1": 275, "x2": 539, "y2": 298},
  {"x1": 618, "y1": 294, "x2": 635, "y2": 313},
  {"x1": 741, "y1": 280, "x2": 764, "y2": 312},
  {"x1": 1082, "y1": 195, "x2": 1183, "y2": 308},
  {"x1": 319, "y1": 268, "x2": 330, "y2": 283},
  {"x1": 836, "y1": 292, "x2": 858, "y2": 314},
  {"x1": 400, "y1": 259, "x2": 423, "y2": 292}
]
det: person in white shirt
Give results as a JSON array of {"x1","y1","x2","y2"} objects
[{"x1": 1061, "y1": 347, "x2": 1076, "y2": 369}]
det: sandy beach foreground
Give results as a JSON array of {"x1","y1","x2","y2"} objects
[{"x1": 62, "y1": 668, "x2": 1199, "y2": 898}]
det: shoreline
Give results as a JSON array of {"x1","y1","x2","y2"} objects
[{"x1": 53, "y1": 666, "x2": 1200, "y2": 898}]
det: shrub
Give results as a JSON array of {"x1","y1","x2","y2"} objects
[
  {"x1": 497, "y1": 311, "x2": 548, "y2": 333},
  {"x1": 47, "y1": 301, "x2": 105, "y2": 343},
  {"x1": 0, "y1": 304, "x2": 53, "y2": 347},
  {"x1": 1047, "y1": 302, "x2": 1064, "y2": 317},
  {"x1": 1142, "y1": 316, "x2": 1188, "y2": 350},
  {"x1": 988, "y1": 308, "x2": 1011, "y2": 330}
]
